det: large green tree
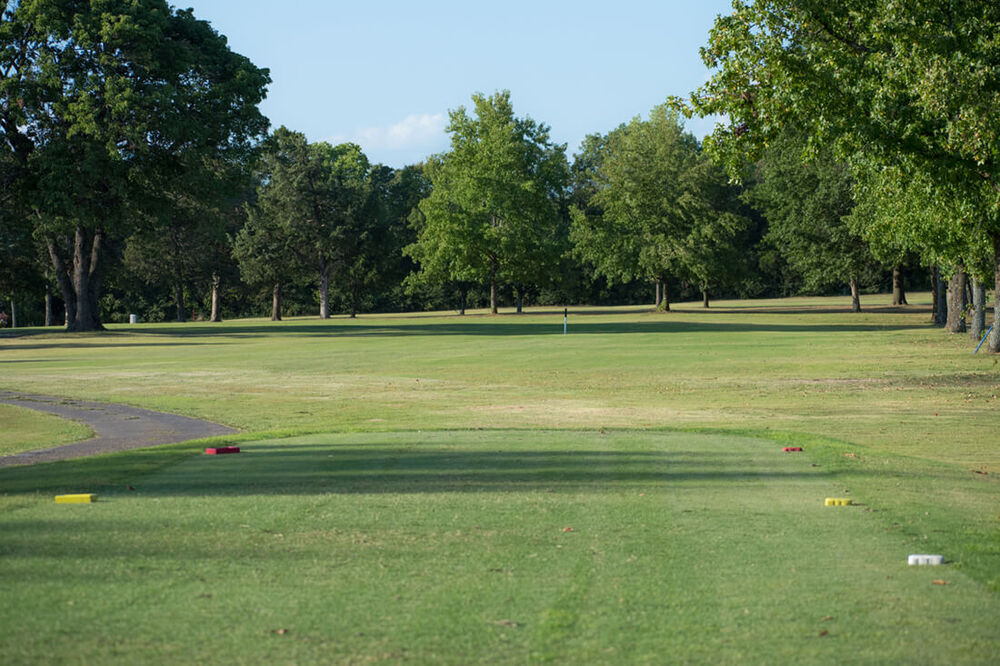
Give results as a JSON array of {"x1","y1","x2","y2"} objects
[
  {"x1": 232, "y1": 198, "x2": 297, "y2": 322},
  {"x1": 570, "y1": 108, "x2": 697, "y2": 309},
  {"x1": 571, "y1": 105, "x2": 749, "y2": 310},
  {"x1": 746, "y1": 133, "x2": 881, "y2": 312},
  {"x1": 324, "y1": 147, "x2": 383, "y2": 318},
  {"x1": 1, "y1": 0, "x2": 269, "y2": 331},
  {"x1": 243, "y1": 128, "x2": 384, "y2": 319},
  {"x1": 407, "y1": 91, "x2": 569, "y2": 314},
  {"x1": 675, "y1": 152, "x2": 754, "y2": 308},
  {"x1": 682, "y1": 0, "x2": 1000, "y2": 348}
]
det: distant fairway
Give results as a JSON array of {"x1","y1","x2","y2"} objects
[
  {"x1": 0, "y1": 294, "x2": 997, "y2": 468},
  {"x1": 1, "y1": 294, "x2": 998, "y2": 663}
]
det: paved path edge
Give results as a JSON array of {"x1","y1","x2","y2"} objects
[{"x1": 0, "y1": 390, "x2": 239, "y2": 467}]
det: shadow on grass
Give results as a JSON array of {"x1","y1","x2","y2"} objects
[
  {"x1": 0, "y1": 446, "x2": 832, "y2": 497},
  {"x1": 0, "y1": 303, "x2": 938, "y2": 351},
  {"x1": 0, "y1": 359, "x2": 62, "y2": 364},
  {"x1": 2, "y1": 341, "x2": 218, "y2": 351},
  {"x1": 7, "y1": 321, "x2": 925, "y2": 348},
  {"x1": 139, "y1": 314, "x2": 930, "y2": 338}
]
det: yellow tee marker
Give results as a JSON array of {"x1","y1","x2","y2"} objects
[
  {"x1": 824, "y1": 497, "x2": 852, "y2": 506},
  {"x1": 54, "y1": 494, "x2": 96, "y2": 504}
]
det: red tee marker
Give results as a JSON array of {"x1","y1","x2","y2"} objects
[
  {"x1": 205, "y1": 446, "x2": 241, "y2": 455},
  {"x1": 782, "y1": 447, "x2": 803, "y2": 452}
]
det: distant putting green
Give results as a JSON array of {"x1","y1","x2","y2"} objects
[{"x1": 1, "y1": 430, "x2": 997, "y2": 664}]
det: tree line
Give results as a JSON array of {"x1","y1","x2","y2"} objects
[
  {"x1": 678, "y1": 0, "x2": 1000, "y2": 350},
  {"x1": 4, "y1": 1, "x2": 957, "y2": 333}
]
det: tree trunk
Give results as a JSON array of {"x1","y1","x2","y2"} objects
[
  {"x1": 989, "y1": 233, "x2": 1000, "y2": 352},
  {"x1": 946, "y1": 267, "x2": 967, "y2": 333},
  {"x1": 930, "y1": 266, "x2": 940, "y2": 323},
  {"x1": 515, "y1": 286, "x2": 523, "y2": 314},
  {"x1": 661, "y1": 278, "x2": 671, "y2": 311},
  {"x1": 318, "y1": 257, "x2": 330, "y2": 319},
  {"x1": 490, "y1": 263, "x2": 498, "y2": 314},
  {"x1": 271, "y1": 283, "x2": 282, "y2": 321},
  {"x1": 210, "y1": 273, "x2": 222, "y2": 322},
  {"x1": 9, "y1": 299, "x2": 16, "y2": 328},
  {"x1": 970, "y1": 278, "x2": 986, "y2": 342},
  {"x1": 44, "y1": 293, "x2": 54, "y2": 327},
  {"x1": 935, "y1": 268, "x2": 948, "y2": 325},
  {"x1": 174, "y1": 282, "x2": 186, "y2": 323},
  {"x1": 849, "y1": 278, "x2": 861, "y2": 312},
  {"x1": 459, "y1": 286, "x2": 467, "y2": 316},
  {"x1": 48, "y1": 241, "x2": 77, "y2": 328},
  {"x1": 67, "y1": 226, "x2": 105, "y2": 332},
  {"x1": 702, "y1": 284, "x2": 710, "y2": 308},
  {"x1": 892, "y1": 265, "x2": 907, "y2": 305},
  {"x1": 655, "y1": 280, "x2": 662, "y2": 307},
  {"x1": 72, "y1": 227, "x2": 93, "y2": 330}
]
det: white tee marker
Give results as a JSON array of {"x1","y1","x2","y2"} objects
[{"x1": 908, "y1": 554, "x2": 944, "y2": 566}]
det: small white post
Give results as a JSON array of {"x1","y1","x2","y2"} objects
[{"x1": 563, "y1": 307, "x2": 567, "y2": 335}]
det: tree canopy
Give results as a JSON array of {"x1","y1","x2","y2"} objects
[
  {"x1": 407, "y1": 91, "x2": 569, "y2": 314},
  {"x1": 571, "y1": 105, "x2": 751, "y2": 309},
  {"x1": 681, "y1": 0, "x2": 1000, "y2": 345},
  {"x1": 746, "y1": 133, "x2": 881, "y2": 311},
  {"x1": 1, "y1": 0, "x2": 270, "y2": 330}
]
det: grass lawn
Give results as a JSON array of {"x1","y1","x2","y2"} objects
[
  {"x1": 0, "y1": 404, "x2": 92, "y2": 457},
  {"x1": 1, "y1": 293, "x2": 998, "y2": 662},
  {"x1": 1, "y1": 293, "x2": 998, "y2": 468},
  {"x1": 1, "y1": 430, "x2": 998, "y2": 664}
]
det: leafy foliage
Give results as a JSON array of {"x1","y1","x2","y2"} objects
[
  {"x1": 746, "y1": 133, "x2": 882, "y2": 301},
  {"x1": 0, "y1": 0, "x2": 269, "y2": 329},
  {"x1": 682, "y1": 0, "x2": 1000, "y2": 334},
  {"x1": 571, "y1": 105, "x2": 752, "y2": 307},
  {"x1": 407, "y1": 91, "x2": 569, "y2": 313}
]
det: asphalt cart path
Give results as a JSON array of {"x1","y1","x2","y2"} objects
[{"x1": 0, "y1": 390, "x2": 238, "y2": 467}]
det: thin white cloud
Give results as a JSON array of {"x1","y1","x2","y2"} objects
[{"x1": 328, "y1": 113, "x2": 447, "y2": 151}]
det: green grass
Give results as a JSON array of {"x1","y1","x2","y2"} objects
[
  {"x1": 1, "y1": 293, "x2": 999, "y2": 663},
  {"x1": 0, "y1": 404, "x2": 92, "y2": 456},
  {"x1": 1, "y1": 293, "x2": 998, "y2": 469},
  {"x1": 1, "y1": 430, "x2": 997, "y2": 664}
]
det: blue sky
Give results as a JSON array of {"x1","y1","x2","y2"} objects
[{"x1": 188, "y1": 1, "x2": 734, "y2": 168}]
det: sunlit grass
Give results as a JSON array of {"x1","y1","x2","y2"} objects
[
  {"x1": 1, "y1": 292, "x2": 997, "y2": 469},
  {"x1": 1, "y1": 429, "x2": 997, "y2": 664},
  {"x1": 0, "y1": 404, "x2": 92, "y2": 456},
  {"x1": 2, "y1": 294, "x2": 999, "y2": 663}
]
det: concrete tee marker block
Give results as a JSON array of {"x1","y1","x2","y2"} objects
[
  {"x1": 908, "y1": 554, "x2": 944, "y2": 565},
  {"x1": 55, "y1": 494, "x2": 96, "y2": 503},
  {"x1": 205, "y1": 446, "x2": 241, "y2": 455}
]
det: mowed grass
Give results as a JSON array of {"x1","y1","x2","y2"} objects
[
  {"x1": 1, "y1": 294, "x2": 999, "y2": 663},
  {"x1": 1, "y1": 430, "x2": 998, "y2": 664},
  {"x1": 0, "y1": 404, "x2": 91, "y2": 456},
  {"x1": 1, "y1": 293, "x2": 999, "y2": 469}
]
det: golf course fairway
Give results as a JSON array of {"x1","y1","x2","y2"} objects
[
  {"x1": 1, "y1": 297, "x2": 998, "y2": 663},
  {"x1": 1, "y1": 429, "x2": 997, "y2": 664}
]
